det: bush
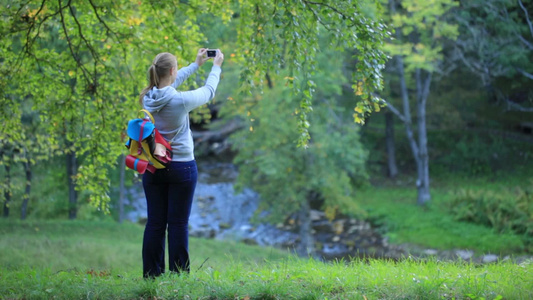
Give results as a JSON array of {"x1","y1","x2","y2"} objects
[{"x1": 448, "y1": 184, "x2": 533, "y2": 247}]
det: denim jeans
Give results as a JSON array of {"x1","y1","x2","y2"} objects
[{"x1": 141, "y1": 160, "x2": 197, "y2": 278}]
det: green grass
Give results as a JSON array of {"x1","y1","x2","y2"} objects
[
  {"x1": 0, "y1": 219, "x2": 288, "y2": 274},
  {"x1": 354, "y1": 173, "x2": 532, "y2": 255},
  {"x1": 3, "y1": 258, "x2": 532, "y2": 299},
  {"x1": 1, "y1": 219, "x2": 532, "y2": 299}
]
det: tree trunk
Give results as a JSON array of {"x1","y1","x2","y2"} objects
[
  {"x1": 297, "y1": 198, "x2": 314, "y2": 257},
  {"x1": 415, "y1": 70, "x2": 432, "y2": 205},
  {"x1": 118, "y1": 154, "x2": 126, "y2": 223},
  {"x1": 397, "y1": 56, "x2": 422, "y2": 173},
  {"x1": 66, "y1": 150, "x2": 78, "y2": 220},
  {"x1": 396, "y1": 57, "x2": 432, "y2": 205},
  {"x1": 3, "y1": 162, "x2": 10, "y2": 218},
  {"x1": 21, "y1": 149, "x2": 32, "y2": 220},
  {"x1": 385, "y1": 112, "x2": 399, "y2": 178}
]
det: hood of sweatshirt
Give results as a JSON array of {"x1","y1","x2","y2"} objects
[{"x1": 143, "y1": 86, "x2": 176, "y2": 113}]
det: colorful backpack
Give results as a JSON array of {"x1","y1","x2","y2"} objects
[{"x1": 125, "y1": 109, "x2": 172, "y2": 174}]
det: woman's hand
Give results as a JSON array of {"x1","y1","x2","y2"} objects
[
  {"x1": 195, "y1": 48, "x2": 209, "y2": 66},
  {"x1": 213, "y1": 49, "x2": 224, "y2": 67}
]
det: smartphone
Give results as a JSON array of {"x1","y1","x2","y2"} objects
[{"x1": 206, "y1": 49, "x2": 217, "y2": 58}]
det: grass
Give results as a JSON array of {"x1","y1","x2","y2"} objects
[
  {"x1": 0, "y1": 219, "x2": 288, "y2": 274},
  {"x1": 1, "y1": 219, "x2": 532, "y2": 299},
  {"x1": 354, "y1": 172, "x2": 532, "y2": 255}
]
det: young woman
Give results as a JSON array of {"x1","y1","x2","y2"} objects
[{"x1": 138, "y1": 48, "x2": 224, "y2": 277}]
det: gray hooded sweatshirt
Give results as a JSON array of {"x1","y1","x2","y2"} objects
[{"x1": 143, "y1": 62, "x2": 221, "y2": 162}]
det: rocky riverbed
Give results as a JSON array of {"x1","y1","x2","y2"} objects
[{"x1": 125, "y1": 161, "x2": 532, "y2": 265}]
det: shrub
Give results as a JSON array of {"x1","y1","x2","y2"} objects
[{"x1": 448, "y1": 184, "x2": 533, "y2": 245}]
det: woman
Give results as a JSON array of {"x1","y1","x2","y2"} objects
[{"x1": 139, "y1": 48, "x2": 224, "y2": 277}]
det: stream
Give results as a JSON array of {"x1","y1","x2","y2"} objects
[
  {"x1": 125, "y1": 160, "x2": 300, "y2": 249},
  {"x1": 124, "y1": 160, "x2": 532, "y2": 264}
]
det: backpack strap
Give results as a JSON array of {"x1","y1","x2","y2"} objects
[
  {"x1": 140, "y1": 109, "x2": 155, "y2": 123},
  {"x1": 137, "y1": 119, "x2": 150, "y2": 155},
  {"x1": 136, "y1": 109, "x2": 154, "y2": 155},
  {"x1": 141, "y1": 108, "x2": 180, "y2": 146}
]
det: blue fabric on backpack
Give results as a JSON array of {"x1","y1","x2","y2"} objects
[{"x1": 127, "y1": 118, "x2": 155, "y2": 142}]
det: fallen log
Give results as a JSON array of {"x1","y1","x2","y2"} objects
[{"x1": 193, "y1": 119, "x2": 244, "y2": 155}]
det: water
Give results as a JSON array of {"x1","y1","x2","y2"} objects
[{"x1": 125, "y1": 161, "x2": 298, "y2": 248}]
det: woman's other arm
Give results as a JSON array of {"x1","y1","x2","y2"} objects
[{"x1": 172, "y1": 48, "x2": 210, "y2": 89}]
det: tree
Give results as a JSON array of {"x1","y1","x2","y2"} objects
[
  {"x1": 0, "y1": 0, "x2": 388, "y2": 213},
  {"x1": 1, "y1": 0, "x2": 230, "y2": 214},
  {"x1": 453, "y1": 0, "x2": 533, "y2": 112},
  {"x1": 380, "y1": 0, "x2": 458, "y2": 205}
]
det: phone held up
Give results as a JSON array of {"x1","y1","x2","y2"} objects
[{"x1": 206, "y1": 49, "x2": 217, "y2": 58}]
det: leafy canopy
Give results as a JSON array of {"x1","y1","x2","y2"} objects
[{"x1": 0, "y1": 0, "x2": 389, "y2": 210}]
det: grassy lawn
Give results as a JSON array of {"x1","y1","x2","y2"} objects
[
  {"x1": 1, "y1": 219, "x2": 532, "y2": 299},
  {"x1": 0, "y1": 219, "x2": 289, "y2": 274},
  {"x1": 1, "y1": 162, "x2": 531, "y2": 298}
]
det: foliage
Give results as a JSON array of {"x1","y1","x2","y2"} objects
[
  {"x1": 233, "y1": 0, "x2": 390, "y2": 145},
  {"x1": 227, "y1": 41, "x2": 369, "y2": 223},
  {"x1": 0, "y1": 0, "x2": 389, "y2": 212},
  {"x1": 0, "y1": 219, "x2": 531, "y2": 299},
  {"x1": 384, "y1": 0, "x2": 459, "y2": 72},
  {"x1": 454, "y1": 0, "x2": 533, "y2": 111},
  {"x1": 448, "y1": 184, "x2": 533, "y2": 249},
  {"x1": 435, "y1": 133, "x2": 511, "y2": 175}
]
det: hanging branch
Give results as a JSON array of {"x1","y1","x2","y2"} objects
[
  {"x1": 58, "y1": 0, "x2": 92, "y2": 86},
  {"x1": 87, "y1": 0, "x2": 119, "y2": 39}
]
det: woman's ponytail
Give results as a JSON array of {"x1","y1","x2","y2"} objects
[{"x1": 139, "y1": 52, "x2": 177, "y2": 107}]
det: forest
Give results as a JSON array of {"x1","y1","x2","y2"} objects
[{"x1": 1, "y1": 0, "x2": 532, "y2": 256}]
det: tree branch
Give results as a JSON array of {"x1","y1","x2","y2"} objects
[
  {"x1": 372, "y1": 93, "x2": 406, "y2": 123},
  {"x1": 68, "y1": 3, "x2": 99, "y2": 63},
  {"x1": 87, "y1": 0, "x2": 119, "y2": 39},
  {"x1": 24, "y1": 0, "x2": 47, "y2": 51},
  {"x1": 518, "y1": 0, "x2": 533, "y2": 39},
  {"x1": 302, "y1": 0, "x2": 349, "y2": 18},
  {"x1": 505, "y1": 99, "x2": 533, "y2": 112},
  {"x1": 301, "y1": 0, "x2": 359, "y2": 28},
  {"x1": 517, "y1": 34, "x2": 533, "y2": 50},
  {"x1": 58, "y1": 0, "x2": 91, "y2": 85},
  {"x1": 423, "y1": 73, "x2": 432, "y2": 108},
  {"x1": 516, "y1": 68, "x2": 533, "y2": 80}
]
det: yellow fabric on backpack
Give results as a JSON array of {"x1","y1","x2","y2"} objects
[{"x1": 128, "y1": 138, "x2": 167, "y2": 169}]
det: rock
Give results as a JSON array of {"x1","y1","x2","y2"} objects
[
  {"x1": 239, "y1": 225, "x2": 253, "y2": 232},
  {"x1": 423, "y1": 249, "x2": 439, "y2": 256},
  {"x1": 455, "y1": 250, "x2": 474, "y2": 260},
  {"x1": 219, "y1": 222, "x2": 231, "y2": 229},
  {"x1": 190, "y1": 227, "x2": 216, "y2": 239},
  {"x1": 310, "y1": 210, "x2": 325, "y2": 221},
  {"x1": 482, "y1": 254, "x2": 499, "y2": 263},
  {"x1": 333, "y1": 220, "x2": 345, "y2": 235},
  {"x1": 313, "y1": 220, "x2": 333, "y2": 232}
]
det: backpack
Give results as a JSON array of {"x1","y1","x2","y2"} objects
[{"x1": 125, "y1": 109, "x2": 172, "y2": 174}]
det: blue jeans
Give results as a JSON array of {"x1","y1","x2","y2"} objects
[{"x1": 141, "y1": 160, "x2": 197, "y2": 278}]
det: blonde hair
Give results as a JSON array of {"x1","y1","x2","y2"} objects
[{"x1": 139, "y1": 52, "x2": 177, "y2": 106}]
